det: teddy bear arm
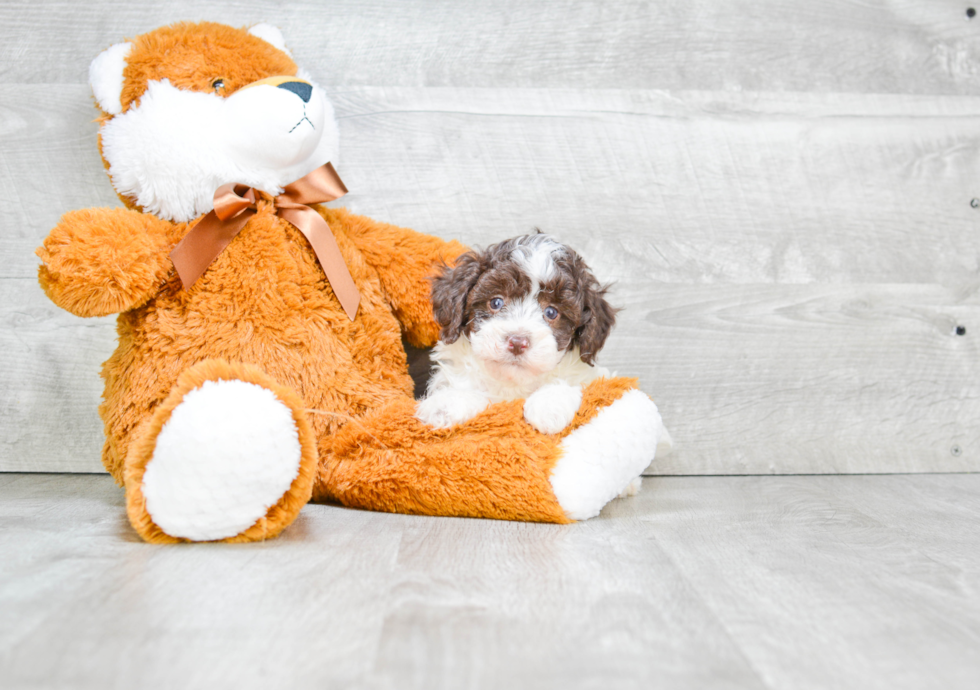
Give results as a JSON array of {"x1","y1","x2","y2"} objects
[
  {"x1": 37, "y1": 208, "x2": 175, "y2": 317},
  {"x1": 333, "y1": 209, "x2": 468, "y2": 347}
]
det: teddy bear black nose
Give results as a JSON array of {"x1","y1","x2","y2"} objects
[{"x1": 277, "y1": 81, "x2": 312, "y2": 103}]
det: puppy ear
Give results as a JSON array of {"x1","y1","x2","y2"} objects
[
  {"x1": 575, "y1": 274, "x2": 618, "y2": 366},
  {"x1": 431, "y1": 251, "x2": 483, "y2": 343}
]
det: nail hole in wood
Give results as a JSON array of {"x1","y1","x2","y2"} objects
[
  {"x1": 969, "y1": 8, "x2": 977, "y2": 19},
  {"x1": 951, "y1": 445, "x2": 963, "y2": 457},
  {"x1": 956, "y1": 325, "x2": 967, "y2": 336}
]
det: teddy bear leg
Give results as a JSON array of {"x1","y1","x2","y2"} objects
[
  {"x1": 123, "y1": 359, "x2": 318, "y2": 543},
  {"x1": 315, "y1": 378, "x2": 664, "y2": 523},
  {"x1": 551, "y1": 386, "x2": 664, "y2": 518},
  {"x1": 314, "y1": 401, "x2": 572, "y2": 523}
]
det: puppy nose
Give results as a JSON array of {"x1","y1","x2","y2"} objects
[
  {"x1": 507, "y1": 335, "x2": 530, "y2": 355},
  {"x1": 277, "y1": 81, "x2": 312, "y2": 103}
]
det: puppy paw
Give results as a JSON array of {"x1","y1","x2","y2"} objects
[
  {"x1": 523, "y1": 382, "x2": 583, "y2": 434},
  {"x1": 416, "y1": 389, "x2": 491, "y2": 429},
  {"x1": 617, "y1": 476, "x2": 642, "y2": 498}
]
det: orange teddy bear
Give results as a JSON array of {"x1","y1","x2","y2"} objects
[{"x1": 36, "y1": 21, "x2": 665, "y2": 543}]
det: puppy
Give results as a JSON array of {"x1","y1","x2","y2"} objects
[
  {"x1": 416, "y1": 233, "x2": 672, "y2": 495},
  {"x1": 417, "y1": 232, "x2": 615, "y2": 434}
]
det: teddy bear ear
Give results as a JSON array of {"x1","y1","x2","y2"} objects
[
  {"x1": 248, "y1": 23, "x2": 292, "y2": 57},
  {"x1": 89, "y1": 42, "x2": 133, "y2": 116}
]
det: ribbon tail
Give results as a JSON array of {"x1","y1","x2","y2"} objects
[
  {"x1": 280, "y1": 206, "x2": 360, "y2": 321},
  {"x1": 282, "y1": 162, "x2": 348, "y2": 205},
  {"x1": 170, "y1": 208, "x2": 255, "y2": 289}
]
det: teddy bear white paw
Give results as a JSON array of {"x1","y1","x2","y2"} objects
[
  {"x1": 657, "y1": 425, "x2": 674, "y2": 457},
  {"x1": 416, "y1": 389, "x2": 491, "y2": 428},
  {"x1": 142, "y1": 379, "x2": 303, "y2": 541},
  {"x1": 618, "y1": 476, "x2": 642, "y2": 498},
  {"x1": 523, "y1": 382, "x2": 583, "y2": 434},
  {"x1": 550, "y1": 390, "x2": 662, "y2": 520}
]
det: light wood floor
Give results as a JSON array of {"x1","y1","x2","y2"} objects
[{"x1": 2, "y1": 472, "x2": 978, "y2": 689}]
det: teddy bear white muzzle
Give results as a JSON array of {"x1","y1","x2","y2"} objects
[
  {"x1": 225, "y1": 78, "x2": 327, "y2": 169},
  {"x1": 99, "y1": 74, "x2": 339, "y2": 223}
]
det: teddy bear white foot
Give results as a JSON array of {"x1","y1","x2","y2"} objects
[
  {"x1": 140, "y1": 379, "x2": 305, "y2": 541},
  {"x1": 618, "y1": 476, "x2": 643, "y2": 499},
  {"x1": 657, "y1": 425, "x2": 674, "y2": 458},
  {"x1": 549, "y1": 389, "x2": 662, "y2": 520},
  {"x1": 613, "y1": 421, "x2": 672, "y2": 499}
]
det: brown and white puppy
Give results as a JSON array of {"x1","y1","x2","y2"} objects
[{"x1": 416, "y1": 233, "x2": 618, "y2": 435}]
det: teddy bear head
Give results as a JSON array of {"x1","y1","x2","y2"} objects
[{"x1": 89, "y1": 21, "x2": 339, "y2": 223}]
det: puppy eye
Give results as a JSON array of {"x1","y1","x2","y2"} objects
[
  {"x1": 489, "y1": 297, "x2": 505, "y2": 311},
  {"x1": 211, "y1": 78, "x2": 226, "y2": 91},
  {"x1": 544, "y1": 306, "x2": 559, "y2": 321}
]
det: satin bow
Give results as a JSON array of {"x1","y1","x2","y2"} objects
[{"x1": 169, "y1": 162, "x2": 359, "y2": 320}]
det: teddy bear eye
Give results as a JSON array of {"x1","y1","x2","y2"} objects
[
  {"x1": 489, "y1": 297, "x2": 505, "y2": 311},
  {"x1": 544, "y1": 306, "x2": 559, "y2": 320},
  {"x1": 211, "y1": 78, "x2": 225, "y2": 90}
]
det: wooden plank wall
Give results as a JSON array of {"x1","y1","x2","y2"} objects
[{"x1": 1, "y1": 0, "x2": 978, "y2": 474}]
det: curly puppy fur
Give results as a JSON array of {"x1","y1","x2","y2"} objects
[{"x1": 416, "y1": 233, "x2": 623, "y2": 435}]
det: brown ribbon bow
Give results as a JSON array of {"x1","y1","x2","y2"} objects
[{"x1": 169, "y1": 162, "x2": 359, "y2": 320}]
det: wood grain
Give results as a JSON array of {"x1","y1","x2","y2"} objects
[
  {"x1": 2, "y1": 473, "x2": 979, "y2": 689},
  {"x1": 2, "y1": 1, "x2": 980, "y2": 95},
  {"x1": 642, "y1": 474, "x2": 980, "y2": 689},
  {"x1": 333, "y1": 88, "x2": 980, "y2": 286},
  {"x1": 0, "y1": 281, "x2": 110, "y2": 473},
  {"x1": 616, "y1": 283, "x2": 980, "y2": 475}
]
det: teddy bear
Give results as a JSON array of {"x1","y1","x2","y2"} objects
[{"x1": 35, "y1": 21, "x2": 666, "y2": 543}]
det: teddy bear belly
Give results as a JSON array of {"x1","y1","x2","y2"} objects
[
  {"x1": 97, "y1": 297, "x2": 414, "y2": 481},
  {"x1": 162, "y1": 221, "x2": 412, "y2": 404},
  {"x1": 166, "y1": 306, "x2": 407, "y2": 395}
]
